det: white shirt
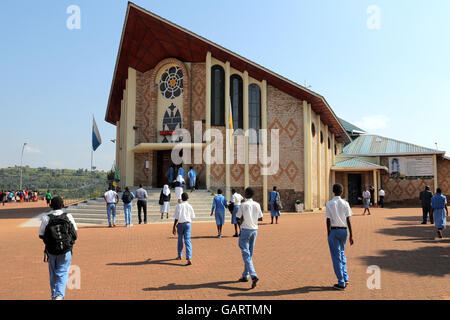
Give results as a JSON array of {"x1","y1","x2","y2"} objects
[
  {"x1": 236, "y1": 199, "x2": 263, "y2": 230},
  {"x1": 363, "y1": 191, "x2": 371, "y2": 199},
  {"x1": 231, "y1": 193, "x2": 243, "y2": 206},
  {"x1": 325, "y1": 196, "x2": 352, "y2": 228},
  {"x1": 379, "y1": 189, "x2": 385, "y2": 197},
  {"x1": 39, "y1": 210, "x2": 78, "y2": 237},
  {"x1": 104, "y1": 190, "x2": 118, "y2": 203},
  {"x1": 173, "y1": 201, "x2": 196, "y2": 223}
]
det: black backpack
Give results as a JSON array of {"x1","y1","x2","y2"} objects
[
  {"x1": 122, "y1": 191, "x2": 132, "y2": 204},
  {"x1": 43, "y1": 213, "x2": 77, "y2": 257}
]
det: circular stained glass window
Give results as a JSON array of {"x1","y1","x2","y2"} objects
[{"x1": 159, "y1": 66, "x2": 183, "y2": 99}]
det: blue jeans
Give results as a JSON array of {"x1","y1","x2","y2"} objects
[
  {"x1": 177, "y1": 223, "x2": 192, "y2": 259},
  {"x1": 328, "y1": 229, "x2": 349, "y2": 287},
  {"x1": 106, "y1": 203, "x2": 116, "y2": 225},
  {"x1": 47, "y1": 251, "x2": 72, "y2": 299},
  {"x1": 239, "y1": 229, "x2": 258, "y2": 279},
  {"x1": 124, "y1": 203, "x2": 132, "y2": 226}
]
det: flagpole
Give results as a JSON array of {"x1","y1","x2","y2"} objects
[{"x1": 91, "y1": 114, "x2": 94, "y2": 172}]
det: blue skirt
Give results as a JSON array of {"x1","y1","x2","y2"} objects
[
  {"x1": 434, "y1": 208, "x2": 447, "y2": 229},
  {"x1": 215, "y1": 211, "x2": 225, "y2": 225},
  {"x1": 231, "y1": 205, "x2": 240, "y2": 224},
  {"x1": 270, "y1": 203, "x2": 280, "y2": 217}
]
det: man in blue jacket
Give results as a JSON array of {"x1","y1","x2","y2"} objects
[{"x1": 211, "y1": 189, "x2": 228, "y2": 238}]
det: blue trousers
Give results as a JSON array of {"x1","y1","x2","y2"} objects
[
  {"x1": 124, "y1": 203, "x2": 132, "y2": 226},
  {"x1": 177, "y1": 223, "x2": 192, "y2": 259},
  {"x1": 106, "y1": 203, "x2": 116, "y2": 225},
  {"x1": 48, "y1": 251, "x2": 72, "y2": 300},
  {"x1": 328, "y1": 229, "x2": 349, "y2": 287},
  {"x1": 239, "y1": 229, "x2": 258, "y2": 279}
]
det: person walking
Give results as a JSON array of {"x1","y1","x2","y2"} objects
[
  {"x1": 326, "y1": 184, "x2": 354, "y2": 290},
  {"x1": 104, "y1": 186, "x2": 119, "y2": 228},
  {"x1": 135, "y1": 184, "x2": 148, "y2": 224},
  {"x1": 431, "y1": 188, "x2": 448, "y2": 239},
  {"x1": 172, "y1": 192, "x2": 195, "y2": 265},
  {"x1": 177, "y1": 165, "x2": 186, "y2": 180},
  {"x1": 0, "y1": 191, "x2": 5, "y2": 206},
  {"x1": 211, "y1": 189, "x2": 228, "y2": 238},
  {"x1": 166, "y1": 165, "x2": 175, "y2": 188},
  {"x1": 230, "y1": 189, "x2": 243, "y2": 237},
  {"x1": 38, "y1": 196, "x2": 78, "y2": 300},
  {"x1": 269, "y1": 186, "x2": 281, "y2": 224},
  {"x1": 45, "y1": 190, "x2": 52, "y2": 207},
  {"x1": 420, "y1": 186, "x2": 434, "y2": 224},
  {"x1": 236, "y1": 187, "x2": 263, "y2": 289},
  {"x1": 159, "y1": 184, "x2": 171, "y2": 219},
  {"x1": 379, "y1": 188, "x2": 385, "y2": 208},
  {"x1": 121, "y1": 187, "x2": 135, "y2": 227},
  {"x1": 362, "y1": 187, "x2": 371, "y2": 215},
  {"x1": 174, "y1": 175, "x2": 185, "y2": 203},
  {"x1": 187, "y1": 166, "x2": 197, "y2": 192}
]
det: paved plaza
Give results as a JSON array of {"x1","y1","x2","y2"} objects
[{"x1": 0, "y1": 203, "x2": 449, "y2": 300}]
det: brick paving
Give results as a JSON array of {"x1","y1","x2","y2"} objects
[{"x1": 0, "y1": 204, "x2": 449, "y2": 300}]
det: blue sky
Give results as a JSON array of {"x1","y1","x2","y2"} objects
[{"x1": 1, "y1": 0, "x2": 449, "y2": 171}]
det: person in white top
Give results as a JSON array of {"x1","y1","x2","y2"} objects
[
  {"x1": 378, "y1": 188, "x2": 385, "y2": 208},
  {"x1": 172, "y1": 192, "x2": 195, "y2": 265},
  {"x1": 38, "y1": 196, "x2": 78, "y2": 300},
  {"x1": 362, "y1": 187, "x2": 371, "y2": 215},
  {"x1": 235, "y1": 187, "x2": 263, "y2": 289},
  {"x1": 230, "y1": 189, "x2": 244, "y2": 237},
  {"x1": 104, "y1": 186, "x2": 119, "y2": 227},
  {"x1": 325, "y1": 184, "x2": 354, "y2": 290}
]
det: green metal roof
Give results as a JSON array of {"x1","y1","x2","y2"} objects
[
  {"x1": 332, "y1": 157, "x2": 387, "y2": 171},
  {"x1": 342, "y1": 134, "x2": 446, "y2": 157},
  {"x1": 338, "y1": 118, "x2": 366, "y2": 134}
]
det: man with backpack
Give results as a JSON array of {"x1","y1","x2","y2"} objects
[
  {"x1": 121, "y1": 187, "x2": 135, "y2": 227},
  {"x1": 38, "y1": 196, "x2": 78, "y2": 300}
]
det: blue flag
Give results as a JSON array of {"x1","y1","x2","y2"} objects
[{"x1": 92, "y1": 116, "x2": 102, "y2": 151}]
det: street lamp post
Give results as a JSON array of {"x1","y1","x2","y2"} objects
[{"x1": 19, "y1": 142, "x2": 27, "y2": 190}]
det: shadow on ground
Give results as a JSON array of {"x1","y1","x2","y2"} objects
[
  {"x1": 143, "y1": 280, "x2": 252, "y2": 292},
  {"x1": 228, "y1": 286, "x2": 336, "y2": 297},
  {"x1": 360, "y1": 246, "x2": 450, "y2": 277},
  {"x1": 107, "y1": 258, "x2": 188, "y2": 267}
]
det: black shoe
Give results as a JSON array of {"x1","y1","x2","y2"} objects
[
  {"x1": 176, "y1": 256, "x2": 182, "y2": 260},
  {"x1": 421, "y1": 222, "x2": 427, "y2": 225},
  {"x1": 233, "y1": 234, "x2": 239, "y2": 237},
  {"x1": 238, "y1": 277, "x2": 249, "y2": 282},
  {"x1": 333, "y1": 284, "x2": 346, "y2": 290},
  {"x1": 251, "y1": 277, "x2": 259, "y2": 289}
]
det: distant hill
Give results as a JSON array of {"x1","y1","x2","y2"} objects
[{"x1": 0, "y1": 166, "x2": 109, "y2": 199}]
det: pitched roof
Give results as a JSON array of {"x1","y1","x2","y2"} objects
[
  {"x1": 105, "y1": 2, "x2": 350, "y2": 143},
  {"x1": 338, "y1": 118, "x2": 366, "y2": 134},
  {"x1": 332, "y1": 157, "x2": 388, "y2": 171},
  {"x1": 342, "y1": 134, "x2": 446, "y2": 157}
]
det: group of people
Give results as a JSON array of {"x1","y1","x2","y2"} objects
[
  {"x1": 420, "y1": 186, "x2": 448, "y2": 238},
  {"x1": 0, "y1": 189, "x2": 41, "y2": 205},
  {"x1": 361, "y1": 186, "x2": 386, "y2": 215},
  {"x1": 166, "y1": 165, "x2": 197, "y2": 193}
]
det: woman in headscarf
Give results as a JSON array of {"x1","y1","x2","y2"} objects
[
  {"x1": 159, "y1": 184, "x2": 171, "y2": 219},
  {"x1": 174, "y1": 175, "x2": 185, "y2": 203}
]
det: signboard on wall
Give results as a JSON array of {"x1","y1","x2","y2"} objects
[{"x1": 388, "y1": 156, "x2": 434, "y2": 178}]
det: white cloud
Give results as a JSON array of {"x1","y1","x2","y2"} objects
[
  {"x1": 354, "y1": 115, "x2": 389, "y2": 131},
  {"x1": 24, "y1": 146, "x2": 42, "y2": 154}
]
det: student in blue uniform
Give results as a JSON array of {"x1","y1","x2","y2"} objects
[
  {"x1": 210, "y1": 189, "x2": 228, "y2": 238},
  {"x1": 187, "y1": 166, "x2": 197, "y2": 192},
  {"x1": 166, "y1": 165, "x2": 175, "y2": 188},
  {"x1": 431, "y1": 188, "x2": 448, "y2": 239},
  {"x1": 269, "y1": 186, "x2": 281, "y2": 224},
  {"x1": 177, "y1": 165, "x2": 186, "y2": 180}
]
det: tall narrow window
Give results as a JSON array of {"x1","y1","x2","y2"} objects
[
  {"x1": 211, "y1": 65, "x2": 225, "y2": 126},
  {"x1": 230, "y1": 74, "x2": 243, "y2": 130},
  {"x1": 248, "y1": 84, "x2": 261, "y2": 144}
]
